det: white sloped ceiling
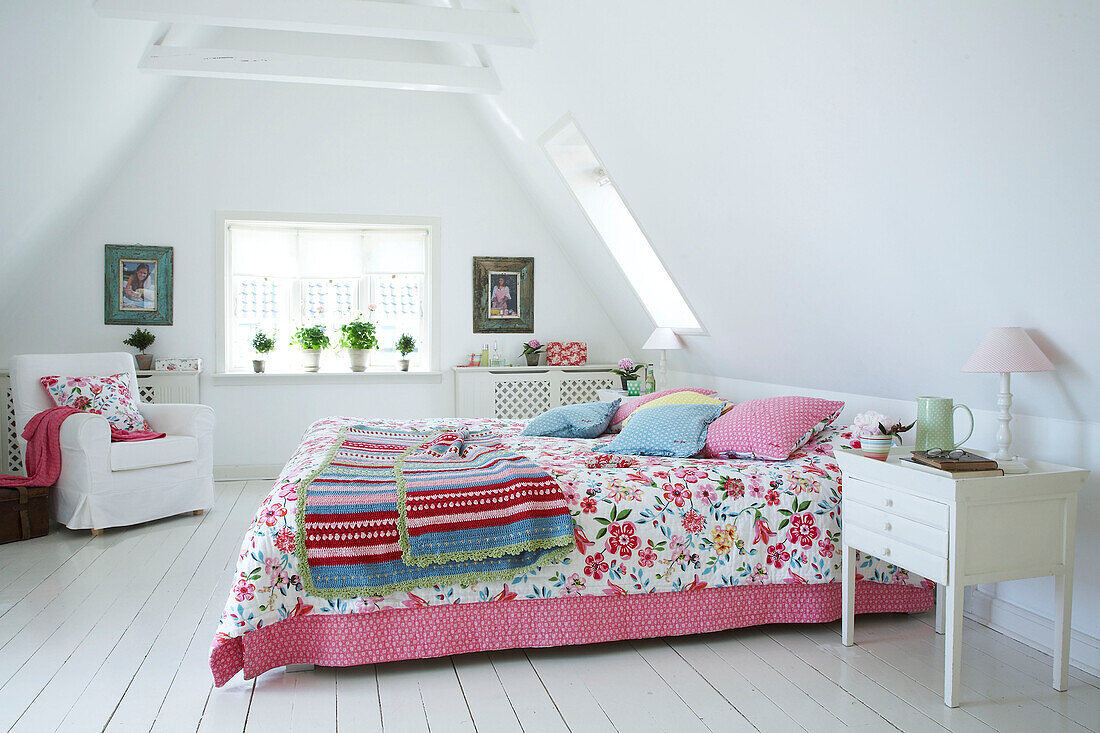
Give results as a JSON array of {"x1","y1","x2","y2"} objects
[
  {"x1": 0, "y1": 2, "x2": 179, "y2": 316},
  {"x1": 468, "y1": 0, "x2": 1100, "y2": 421}
]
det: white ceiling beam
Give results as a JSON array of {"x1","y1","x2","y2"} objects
[
  {"x1": 139, "y1": 44, "x2": 502, "y2": 94},
  {"x1": 95, "y1": 0, "x2": 535, "y2": 48}
]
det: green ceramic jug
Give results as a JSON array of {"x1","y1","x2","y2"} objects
[{"x1": 915, "y1": 397, "x2": 974, "y2": 451}]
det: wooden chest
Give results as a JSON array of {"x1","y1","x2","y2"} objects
[{"x1": 0, "y1": 485, "x2": 50, "y2": 544}]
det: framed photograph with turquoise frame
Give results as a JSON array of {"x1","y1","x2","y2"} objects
[{"x1": 104, "y1": 244, "x2": 174, "y2": 325}]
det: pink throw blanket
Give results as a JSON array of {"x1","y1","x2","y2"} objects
[{"x1": 0, "y1": 406, "x2": 164, "y2": 487}]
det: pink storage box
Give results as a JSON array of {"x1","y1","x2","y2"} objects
[{"x1": 546, "y1": 342, "x2": 587, "y2": 366}]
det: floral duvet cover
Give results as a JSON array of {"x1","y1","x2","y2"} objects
[{"x1": 214, "y1": 416, "x2": 927, "y2": 649}]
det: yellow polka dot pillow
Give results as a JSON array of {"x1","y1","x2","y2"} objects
[
  {"x1": 607, "y1": 388, "x2": 718, "y2": 432},
  {"x1": 623, "y1": 391, "x2": 732, "y2": 425}
]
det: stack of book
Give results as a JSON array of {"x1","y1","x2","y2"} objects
[{"x1": 902, "y1": 450, "x2": 1004, "y2": 477}]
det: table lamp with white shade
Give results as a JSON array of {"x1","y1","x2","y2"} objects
[
  {"x1": 643, "y1": 327, "x2": 684, "y2": 389},
  {"x1": 962, "y1": 327, "x2": 1054, "y2": 473}
]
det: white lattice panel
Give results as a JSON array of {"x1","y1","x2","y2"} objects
[
  {"x1": 139, "y1": 385, "x2": 156, "y2": 404},
  {"x1": 560, "y1": 376, "x2": 618, "y2": 406},
  {"x1": 3, "y1": 383, "x2": 19, "y2": 474},
  {"x1": 494, "y1": 379, "x2": 552, "y2": 419}
]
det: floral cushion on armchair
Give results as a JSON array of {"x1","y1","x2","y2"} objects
[{"x1": 39, "y1": 373, "x2": 151, "y2": 432}]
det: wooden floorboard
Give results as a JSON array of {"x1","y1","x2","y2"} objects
[{"x1": 0, "y1": 479, "x2": 1095, "y2": 732}]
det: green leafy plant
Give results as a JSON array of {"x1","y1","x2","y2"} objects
[
  {"x1": 396, "y1": 333, "x2": 416, "y2": 357},
  {"x1": 123, "y1": 328, "x2": 155, "y2": 354},
  {"x1": 291, "y1": 325, "x2": 330, "y2": 351},
  {"x1": 252, "y1": 332, "x2": 276, "y2": 354},
  {"x1": 878, "y1": 420, "x2": 916, "y2": 444},
  {"x1": 338, "y1": 317, "x2": 378, "y2": 351}
]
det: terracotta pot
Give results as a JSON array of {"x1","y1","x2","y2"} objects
[
  {"x1": 301, "y1": 349, "x2": 321, "y2": 373},
  {"x1": 135, "y1": 354, "x2": 154, "y2": 371},
  {"x1": 252, "y1": 359, "x2": 266, "y2": 374}
]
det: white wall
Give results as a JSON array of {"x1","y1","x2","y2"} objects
[
  {"x1": 0, "y1": 3, "x2": 174, "y2": 304},
  {"x1": 668, "y1": 369, "x2": 1100, "y2": 675},
  {"x1": 0, "y1": 79, "x2": 628, "y2": 465},
  {"x1": 474, "y1": 0, "x2": 1100, "y2": 425}
]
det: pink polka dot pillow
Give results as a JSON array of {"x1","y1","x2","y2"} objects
[
  {"x1": 607, "y1": 388, "x2": 717, "y2": 432},
  {"x1": 702, "y1": 396, "x2": 845, "y2": 461}
]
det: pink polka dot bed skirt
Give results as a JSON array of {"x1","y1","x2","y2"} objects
[{"x1": 210, "y1": 580, "x2": 931, "y2": 686}]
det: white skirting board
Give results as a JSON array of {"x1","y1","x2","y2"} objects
[
  {"x1": 965, "y1": 586, "x2": 1100, "y2": 677},
  {"x1": 214, "y1": 464, "x2": 284, "y2": 481}
]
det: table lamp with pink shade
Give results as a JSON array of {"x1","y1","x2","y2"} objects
[{"x1": 962, "y1": 327, "x2": 1054, "y2": 473}]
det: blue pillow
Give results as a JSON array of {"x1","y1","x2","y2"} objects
[
  {"x1": 521, "y1": 399, "x2": 621, "y2": 439},
  {"x1": 593, "y1": 402, "x2": 726, "y2": 457}
]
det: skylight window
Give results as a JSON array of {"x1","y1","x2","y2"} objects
[{"x1": 542, "y1": 118, "x2": 700, "y2": 331}]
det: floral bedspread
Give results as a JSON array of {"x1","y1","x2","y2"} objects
[{"x1": 213, "y1": 417, "x2": 927, "y2": 649}]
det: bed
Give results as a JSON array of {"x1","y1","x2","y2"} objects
[{"x1": 210, "y1": 416, "x2": 932, "y2": 685}]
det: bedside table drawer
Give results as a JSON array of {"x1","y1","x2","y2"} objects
[
  {"x1": 843, "y1": 477, "x2": 948, "y2": 529},
  {"x1": 844, "y1": 501, "x2": 948, "y2": 556},
  {"x1": 844, "y1": 523, "x2": 948, "y2": 584}
]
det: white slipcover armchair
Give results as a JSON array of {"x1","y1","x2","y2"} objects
[{"x1": 9, "y1": 352, "x2": 214, "y2": 534}]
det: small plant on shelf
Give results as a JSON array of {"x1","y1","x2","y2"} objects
[
  {"x1": 338, "y1": 316, "x2": 378, "y2": 373},
  {"x1": 519, "y1": 339, "x2": 544, "y2": 366},
  {"x1": 291, "y1": 325, "x2": 330, "y2": 373},
  {"x1": 252, "y1": 332, "x2": 275, "y2": 354},
  {"x1": 291, "y1": 325, "x2": 330, "y2": 350},
  {"x1": 251, "y1": 332, "x2": 275, "y2": 373},
  {"x1": 396, "y1": 333, "x2": 416, "y2": 371},
  {"x1": 849, "y1": 410, "x2": 915, "y2": 461},
  {"x1": 123, "y1": 328, "x2": 156, "y2": 370},
  {"x1": 609, "y1": 357, "x2": 642, "y2": 390}
]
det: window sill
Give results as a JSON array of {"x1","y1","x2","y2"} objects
[{"x1": 212, "y1": 371, "x2": 443, "y2": 386}]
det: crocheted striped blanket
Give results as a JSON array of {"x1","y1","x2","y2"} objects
[{"x1": 296, "y1": 425, "x2": 574, "y2": 597}]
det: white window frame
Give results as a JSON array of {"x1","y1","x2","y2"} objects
[
  {"x1": 215, "y1": 211, "x2": 441, "y2": 377},
  {"x1": 540, "y1": 115, "x2": 705, "y2": 335}
]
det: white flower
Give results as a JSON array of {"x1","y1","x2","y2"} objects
[{"x1": 851, "y1": 410, "x2": 892, "y2": 437}]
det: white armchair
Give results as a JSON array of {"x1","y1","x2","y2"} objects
[{"x1": 9, "y1": 352, "x2": 214, "y2": 534}]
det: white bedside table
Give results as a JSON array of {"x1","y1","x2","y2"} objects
[{"x1": 835, "y1": 446, "x2": 1088, "y2": 707}]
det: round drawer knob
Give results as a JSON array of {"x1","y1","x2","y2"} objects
[
  {"x1": 883, "y1": 498, "x2": 894, "y2": 507},
  {"x1": 882, "y1": 547, "x2": 891, "y2": 556},
  {"x1": 883, "y1": 522, "x2": 892, "y2": 531}
]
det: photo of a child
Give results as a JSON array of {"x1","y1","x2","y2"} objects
[
  {"x1": 488, "y1": 272, "x2": 520, "y2": 319},
  {"x1": 120, "y1": 259, "x2": 157, "y2": 311}
]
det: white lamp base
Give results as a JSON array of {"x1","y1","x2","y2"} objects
[{"x1": 998, "y1": 458, "x2": 1030, "y2": 474}]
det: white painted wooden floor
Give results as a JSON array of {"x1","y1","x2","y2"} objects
[{"x1": 0, "y1": 480, "x2": 1097, "y2": 733}]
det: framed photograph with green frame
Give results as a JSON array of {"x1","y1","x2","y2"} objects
[
  {"x1": 472, "y1": 256, "x2": 533, "y2": 333},
  {"x1": 104, "y1": 244, "x2": 174, "y2": 325}
]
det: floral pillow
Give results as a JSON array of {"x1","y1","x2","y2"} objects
[
  {"x1": 39, "y1": 373, "x2": 151, "y2": 432},
  {"x1": 702, "y1": 396, "x2": 844, "y2": 461}
]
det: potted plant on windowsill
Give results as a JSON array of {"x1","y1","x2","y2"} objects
[
  {"x1": 395, "y1": 333, "x2": 416, "y2": 372},
  {"x1": 291, "y1": 325, "x2": 330, "y2": 373},
  {"x1": 252, "y1": 331, "x2": 275, "y2": 373},
  {"x1": 338, "y1": 314, "x2": 378, "y2": 372},
  {"x1": 123, "y1": 328, "x2": 156, "y2": 371},
  {"x1": 609, "y1": 358, "x2": 642, "y2": 391},
  {"x1": 520, "y1": 339, "x2": 544, "y2": 367}
]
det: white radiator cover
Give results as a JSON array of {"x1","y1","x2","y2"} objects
[{"x1": 453, "y1": 365, "x2": 618, "y2": 419}]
